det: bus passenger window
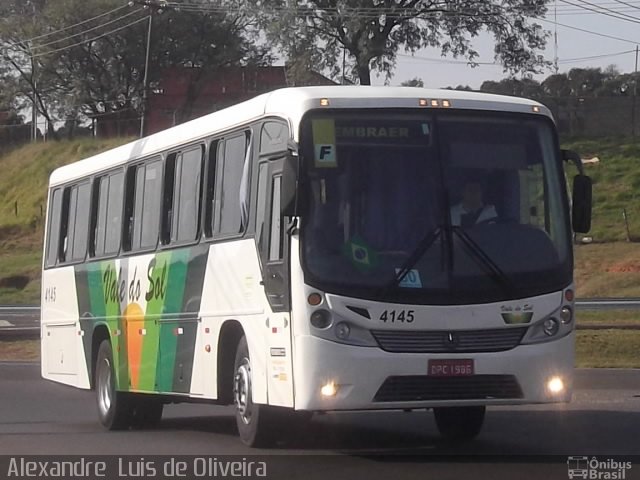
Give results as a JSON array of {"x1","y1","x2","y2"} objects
[
  {"x1": 219, "y1": 133, "x2": 249, "y2": 236},
  {"x1": 58, "y1": 182, "x2": 90, "y2": 263},
  {"x1": 269, "y1": 176, "x2": 283, "y2": 261},
  {"x1": 71, "y1": 182, "x2": 91, "y2": 261},
  {"x1": 175, "y1": 146, "x2": 203, "y2": 242},
  {"x1": 124, "y1": 158, "x2": 162, "y2": 252},
  {"x1": 45, "y1": 189, "x2": 62, "y2": 267},
  {"x1": 204, "y1": 140, "x2": 220, "y2": 238},
  {"x1": 92, "y1": 171, "x2": 124, "y2": 257}
]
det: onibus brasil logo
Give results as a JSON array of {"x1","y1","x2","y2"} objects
[{"x1": 567, "y1": 456, "x2": 632, "y2": 479}]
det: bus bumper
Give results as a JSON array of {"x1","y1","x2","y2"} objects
[{"x1": 292, "y1": 331, "x2": 574, "y2": 411}]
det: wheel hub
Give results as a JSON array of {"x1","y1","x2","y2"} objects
[
  {"x1": 97, "y1": 357, "x2": 112, "y2": 415},
  {"x1": 234, "y1": 360, "x2": 252, "y2": 424}
]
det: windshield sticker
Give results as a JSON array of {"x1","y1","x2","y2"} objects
[
  {"x1": 312, "y1": 119, "x2": 338, "y2": 168},
  {"x1": 343, "y1": 236, "x2": 379, "y2": 272},
  {"x1": 394, "y1": 268, "x2": 423, "y2": 288}
]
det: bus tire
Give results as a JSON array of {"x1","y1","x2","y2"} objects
[
  {"x1": 433, "y1": 406, "x2": 485, "y2": 441},
  {"x1": 233, "y1": 336, "x2": 276, "y2": 447},
  {"x1": 95, "y1": 339, "x2": 132, "y2": 430},
  {"x1": 130, "y1": 395, "x2": 164, "y2": 429}
]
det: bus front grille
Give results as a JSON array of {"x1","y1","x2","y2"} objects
[
  {"x1": 371, "y1": 327, "x2": 527, "y2": 353},
  {"x1": 373, "y1": 375, "x2": 524, "y2": 402}
]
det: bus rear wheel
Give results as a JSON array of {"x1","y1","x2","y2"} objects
[
  {"x1": 233, "y1": 336, "x2": 278, "y2": 447},
  {"x1": 433, "y1": 406, "x2": 486, "y2": 441},
  {"x1": 95, "y1": 340, "x2": 132, "y2": 430}
]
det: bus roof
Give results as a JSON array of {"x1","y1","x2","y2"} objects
[{"x1": 49, "y1": 86, "x2": 551, "y2": 186}]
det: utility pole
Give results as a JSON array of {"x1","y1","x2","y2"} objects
[
  {"x1": 130, "y1": 0, "x2": 165, "y2": 138},
  {"x1": 553, "y1": 0, "x2": 559, "y2": 75},
  {"x1": 633, "y1": 45, "x2": 639, "y2": 137},
  {"x1": 140, "y1": 12, "x2": 152, "y2": 138}
]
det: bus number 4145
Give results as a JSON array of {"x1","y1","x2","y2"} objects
[{"x1": 379, "y1": 310, "x2": 415, "y2": 323}]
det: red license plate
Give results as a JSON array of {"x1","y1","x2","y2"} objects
[{"x1": 428, "y1": 359, "x2": 474, "y2": 376}]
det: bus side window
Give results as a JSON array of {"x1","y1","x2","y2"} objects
[
  {"x1": 91, "y1": 171, "x2": 124, "y2": 258},
  {"x1": 58, "y1": 182, "x2": 90, "y2": 263},
  {"x1": 174, "y1": 146, "x2": 204, "y2": 243},
  {"x1": 71, "y1": 183, "x2": 91, "y2": 262},
  {"x1": 204, "y1": 140, "x2": 220, "y2": 238},
  {"x1": 219, "y1": 133, "x2": 250, "y2": 237},
  {"x1": 123, "y1": 158, "x2": 162, "y2": 252},
  {"x1": 269, "y1": 176, "x2": 283, "y2": 262},
  {"x1": 45, "y1": 188, "x2": 63, "y2": 267},
  {"x1": 105, "y1": 171, "x2": 124, "y2": 255},
  {"x1": 161, "y1": 153, "x2": 178, "y2": 245},
  {"x1": 255, "y1": 163, "x2": 269, "y2": 253},
  {"x1": 122, "y1": 167, "x2": 137, "y2": 252}
]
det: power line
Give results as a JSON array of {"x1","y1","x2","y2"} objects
[
  {"x1": 397, "y1": 53, "x2": 500, "y2": 66},
  {"x1": 29, "y1": 9, "x2": 145, "y2": 51},
  {"x1": 608, "y1": 0, "x2": 640, "y2": 12},
  {"x1": 559, "y1": 0, "x2": 640, "y2": 24},
  {"x1": 29, "y1": 16, "x2": 150, "y2": 59},
  {"x1": 538, "y1": 16, "x2": 639, "y2": 44},
  {"x1": 559, "y1": 49, "x2": 636, "y2": 63},
  {"x1": 14, "y1": 4, "x2": 130, "y2": 44}
]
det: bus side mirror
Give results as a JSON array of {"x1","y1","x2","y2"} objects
[
  {"x1": 572, "y1": 174, "x2": 592, "y2": 233},
  {"x1": 281, "y1": 153, "x2": 299, "y2": 217}
]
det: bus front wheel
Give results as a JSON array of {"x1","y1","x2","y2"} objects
[
  {"x1": 433, "y1": 406, "x2": 486, "y2": 441},
  {"x1": 95, "y1": 340, "x2": 132, "y2": 430},
  {"x1": 233, "y1": 336, "x2": 277, "y2": 447}
]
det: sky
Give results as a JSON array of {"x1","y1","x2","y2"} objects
[{"x1": 372, "y1": 1, "x2": 640, "y2": 89}]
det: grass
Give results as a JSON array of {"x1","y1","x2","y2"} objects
[
  {"x1": 0, "y1": 339, "x2": 40, "y2": 361},
  {"x1": 574, "y1": 243, "x2": 640, "y2": 298},
  {"x1": 0, "y1": 138, "x2": 131, "y2": 229},
  {"x1": 577, "y1": 310, "x2": 640, "y2": 325},
  {"x1": 563, "y1": 137, "x2": 640, "y2": 243},
  {"x1": 576, "y1": 330, "x2": 640, "y2": 368},
  {"x1": 0, "y1": 138, "x2": 131, "y2": 304}
]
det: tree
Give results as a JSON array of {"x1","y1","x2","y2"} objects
[
  {"x1": 480, "y1": 77, "x2": 542, "y2": 98},
  {"x1": 541, "y1": 73, "x2": 570, "y2": 97},
  {"x1": 401, "y1": 77, "x2": 424, "y2": 87},
  {"x1": 254, "y1": 0, "x2": 551, "y2": 85},
  {"x1": 0, "y1": 0, "x2": 270, "y2": 137}
]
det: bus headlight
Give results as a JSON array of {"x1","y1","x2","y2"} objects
[
  {"x1": 335, "y1": 322, "x2": 351, "y2": 340},
  {"x1": 560, "y1": 306, "x2": 572, "y2": 324},
  {"x1": 521, "y1": 308, "x2": 573, "y2": 345},
  {"x1": 543, "y1": 318, "x2": 559, "y2": 336},
  {"x1": 547, "y1": 376, "x2": 565, "y2": 394},
  {"x1": 310, "y1": 309, "x2": 332, "y2": 329},
  {"x1": 308, "y1": 312, "x2": 378, "y2": 347}
]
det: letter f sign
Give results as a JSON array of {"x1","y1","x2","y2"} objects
[{"x1": 314, "y1": 144, "x2": 337, "y2": 167}]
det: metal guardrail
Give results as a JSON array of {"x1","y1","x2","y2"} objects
[
  {"x1": 0, "y1": 305, "x2": 40, "y2": 339},
  {"x1": 1, "y1": 300, "x2": 639, "y2": 340}
]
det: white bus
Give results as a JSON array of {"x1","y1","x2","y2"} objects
[{"x1": 41, "y1": 86, "x2": 591, "y2": 446}]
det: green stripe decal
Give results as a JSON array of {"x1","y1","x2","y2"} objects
[{"x1": 155, "y1": 250, "x2": 189, "y2": 392}]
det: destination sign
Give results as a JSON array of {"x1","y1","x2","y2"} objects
[{"x1": 334, "y1": 119, "x2": 431, "y2": 146}]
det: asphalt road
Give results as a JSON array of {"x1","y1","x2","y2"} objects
[{"x1": 0, "y1": 363, "x2": 639, "y2": 480}]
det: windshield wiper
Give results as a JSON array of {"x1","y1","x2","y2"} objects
[
  {"x1": 380, "y1": 224, "x2": 513, "y2": 298},
  {"x1": 452, "y1": 226, "x2": 513, "y2": 297},
  {"x1": 382, "y1": 227, "x2": 443, "y2": 291}
]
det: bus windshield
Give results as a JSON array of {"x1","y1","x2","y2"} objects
[{"x1": 299, "y1": 110, "x2": 572, "y2": 305}]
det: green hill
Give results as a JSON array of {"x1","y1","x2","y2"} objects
[
  {"x1": 0, "y1": 136, "x2": 640, "y2": 303},
  {"x1": 0, "y1": 138, "x2": 131, "y2": 303},
  {"x1": 563, "y1": 137, "x2": 640, "y2": 243}
]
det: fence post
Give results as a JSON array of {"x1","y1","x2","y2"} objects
[{"x1": 623, "y1": 208, "x2": 632, "y2": 242}]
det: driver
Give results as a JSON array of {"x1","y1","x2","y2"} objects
[{"x1": 450, "y1": 180, "x2": 497, "y2": 227}]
